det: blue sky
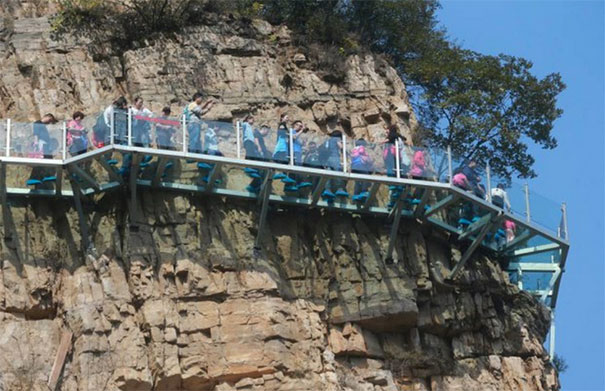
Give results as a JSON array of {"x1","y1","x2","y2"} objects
[{"x1": 437, "y1": 2, "x2": 605, "y2": 390}]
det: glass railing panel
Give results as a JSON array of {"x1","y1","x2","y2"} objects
[
  {"x1": 5, "y1": 163, "x2": 63, "y2": 191},
  {"x1": 129, "y1": 114, "x2": 184, "y2": 152},
  {"x1": 426, "y1": 146, "x2": 450, "y2": 183},
  {"x1": 111, "y1": 110, "x2": 129, "y2": 145},
  {"x1": 488, "y1": 176, "x2": 528, "y2": 221},
  {"x1": 0, "y1": 120, "x2": 6, "y2": 156},
  {"x1": 528, "y1": 189, "x2": 561, "y2": 236},
  {"x1": 10, "y1": 121, "x2": 63, "y2": 159},
  {"x1": 200, "y1": 120, "x2": 237, "y2": 158}
]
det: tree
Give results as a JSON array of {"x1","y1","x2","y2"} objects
[
  {"x1": 552, "y1": 354, "x2": 568, "y2": 373},
  {"x1": 406, "y1": 47, "x2": 565, "y2": 180}
]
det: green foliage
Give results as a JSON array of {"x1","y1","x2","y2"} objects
[
  {"x1": 51, "y1": 0, "x2": 209, "y2": 50},
  {"x1": 50, "y1": 0, "x2": 566, "y2": 179},
  {"x1": 407, "y1": 46, "x2": 565, "y2": 179},
  {"x1": 552, "y1": 354, "x2": 568, "y2": 373}
]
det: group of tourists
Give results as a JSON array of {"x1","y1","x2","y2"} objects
[{"x1": 20, "y1": 92, "x2": 518, "y2": 244}]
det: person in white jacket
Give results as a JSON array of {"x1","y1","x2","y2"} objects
[{"x1": 491, "y1": 183, "x2": 511, "y2": 212}]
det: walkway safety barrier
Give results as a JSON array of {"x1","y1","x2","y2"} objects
[{"x1": 0, "y1": 110, "x2": 569, "y2": 358}]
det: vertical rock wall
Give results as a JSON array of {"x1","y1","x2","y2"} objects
[{"x1": 0, "y1": 5, "x2": 558, "y2": 390}]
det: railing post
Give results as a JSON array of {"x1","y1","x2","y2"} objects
[
  {"x1": 395, "y1": 139, "x2": 401, "y2": 179},
  {"x1": 109, "y1": 110, "x2": 115, "y2": 145},
  {"x1": 289, "y1": 126, "x2": 294, "y2": 165},
  {"x1": 236, "y1": 121, "x2": 242, "y2": 160},
  {"x1": 447, "y1": 145, "x2": 453, "y2": 185},
  {"x1": 182, "y1": 115, "x2": 187, "y2": 154},
  {"x1": 486, "y1": 162, "x2": 492, "y2": 203},
  {"x1": 62, "y1": 122, "x2": 67, "y2": 160},
  {"x1": 561, "y1": 202, "x2": 568, "y2": 240},
  {"x1": 127, "y1": 109, "x2": 133, "y2": 147},
  {"x1": 5, "y1": 119, "x2": 10, "y2": 157},
  {"x1": 342, "y1": 133, "x2": 347, "y2": 173},
  {"x1": 524, "y1": 183, "x2": 531, "y2": 223}
]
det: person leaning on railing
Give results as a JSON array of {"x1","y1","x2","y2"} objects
[
  {"x1": 66, "y1": 111, "x2": 88, "y2": 156},
  {"x1": 184, "y1": 91, "x2": 213, "y2": 154},
  {"x1": 491, "y1": 183, "x2": 512, "y2": 212},
  {"x1": 27, "y1": 113, "x2": 59, "y2": 186}
]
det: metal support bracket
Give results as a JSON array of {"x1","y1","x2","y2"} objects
[
  {"x1": 413, "y1": 188, "x2": 432, "y2": 218},
  {"x1": 67, "y1": 172, "x2": 92, "y2": 253},
  {"x1": 205, "y1": 163, "x2": 223, "y2": 193},
  {"x1": 54, "y1": 166, "x2": 63, "y2": 196},
  {"x1": 69, "y1": 164, "x2": 101, "y2": 192},
  {"x1": 96, "y1": 155, "x2": 123, "y2": 185},
  {"x1": 448, "y1": 212, "x2": 502, "y2": 280},
  {"x1": 254, "y1": 170, "x2": 274, "y2": 250},
  {"x1": 311, "y1": 176, "x2": 327, "y2": 206},
  {"x1": 500, "y1": 229, "x2": 535, "y2": 252},
  {"x1": 425, "y1": 194, "x2": 458, "y2": 218},
  {"x1": 152, "y1": 157, "x2": 167, "y2": 187},
  {"x1": 129, "y1": 154, "x2": 141, "y2": 229},
  {"x1": 363, "y1": 182, "x2": 380, "y2": 211},
  {"x1": 385, "y1": 194, "x2": 406, "y2": 261},
  {"x1": 458, "y1": 212, "x2": 493, "y2": 241}
]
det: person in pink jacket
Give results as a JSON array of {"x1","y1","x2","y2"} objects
[
  {"x1": 66, "y1": 111, "x2": 88, "y2": 156},
  {"x1": 409, "y1": 149, "x2": 426, "y2": 179}
]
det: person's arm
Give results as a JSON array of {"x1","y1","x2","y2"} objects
[{"x1": 201, "y1": 100, "x2": 214, "y2": 115}]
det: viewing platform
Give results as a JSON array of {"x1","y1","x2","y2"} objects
[{"x1": 0, "y1": 112, "x2": 569, "y2": 356}]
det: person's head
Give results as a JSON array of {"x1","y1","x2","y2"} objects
[
  {"x1": 162, "y1": 107, "x2": 171, "y2": 116},
  {"x1": 292, "y1": 120, "x2": 303, "y2": 130},
  {"x1": 192, "y1": 92, "x2": 203, "y2": 104},
  {"x1": 73, "y1": 111, "x2": 84, "y2": 121},
  {"x1": 497, "y1": 183, "x2": 505, "y2": 190},
  {"x1": 280, "y1": 113, "x2": 289, "y2": 123},
  {"x1": 245, "y1": 115, "x2": 254, "y2": 124},
  {"x1": 355, "y1": 139, "x2": 367, "y2": 147},
  {"x1": 134, "y1": 96, "x2": 144, "y2": 109},
  {"x1": 308, "y1": 141, "x2": 317, "y2": 150},
  {"x1": 41, "y1": 113, "x2": 57, "y2": 124},
  {"x1": 385, "y1": 124, "x2": 399, "y2": 142},
  {"x1": 468, "y1": 160, "x2": 477, "y2": 168},
  {"x1": 115, "y1": 96, "x2": 128, "y2": 109},
  {"x1": 259, "y1": 124, "x2": 270, "y2": 135}
]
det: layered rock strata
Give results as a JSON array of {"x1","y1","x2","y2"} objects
[{"x1": 0, "y1": 4, "x2": 558, "y2": 391}]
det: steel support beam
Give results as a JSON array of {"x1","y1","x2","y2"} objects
[
  {"x1": 508, "y1": 243, "x2": 561, "y2": 257},
  {"x1": 129, "y1": 154, "x2": 141, "y2": 228},
  {"x1": 69, "y1": 164, "x2": 101, "y2": 192},
  {"x1": 311, "y1": 176, "x2": 327, "y2": 206},
  {"x1": 507, "y1": 262, "x2": 561, "y2": 272},
  {"x1": 541, "y1": 267, "x2": 562, "y2": 302},
  {"x1": 449, "y1": 213, "x2": 500, "y2": 280},
  {"x1": 414, "y1": 188, "x2": 432, "y2": 218},
  {"x1": 152, "y1": 157, "x2": 167, "y2": 187},
  {"x1": 204, "y1": 163, "x2": 223, "y2": 193},
  {"x1": 458, "y1": 213, "x2": 493, "y2": 241},
  {"x1": 385, "y1": 196, "x2": 406, "y2": 261},
  {"x1": 68, "y1": 175, "x2": 91, "y2": 252},
  {"x1": 425, "y1": 194, "x2": 458, "y2": 218},
  {"x1": 500, "y1": 229, "x2": 535, "y2": 252},
  {"x1": 95, "y1": 155, "x2": 122, "y2": 185},
  {"x1": 363, "y1": 182, "x2": 380, "y2": 211},
  {"x1": 254, "y1": 171, "x2": 274, "y2": 250},
  {"x1": 54, "y1": 167, "x2": 63, "y2": 196}
]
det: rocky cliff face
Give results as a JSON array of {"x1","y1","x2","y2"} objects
[{"x1": 0, "y1": 4, "x2": 558, "y2": 391}]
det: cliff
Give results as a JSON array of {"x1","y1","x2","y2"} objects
[{"x1": 0, "y1": 4, "x2": 558, "y2": 391}]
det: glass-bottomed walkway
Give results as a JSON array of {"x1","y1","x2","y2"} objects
[{"x1": 0, "y1": 112, "x2": 569, "y2": 357}]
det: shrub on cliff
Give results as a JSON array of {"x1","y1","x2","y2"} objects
[{"x1": 51, "y1": 0, "x2": 211, "y2": 50}]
